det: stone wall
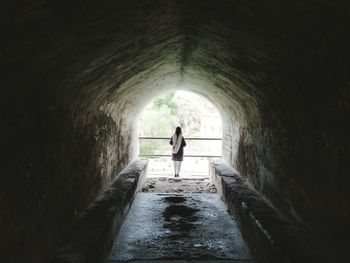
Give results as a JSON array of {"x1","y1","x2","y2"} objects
[{"x1": 0, "y1": 96, "x2": 131, "y2": 262}]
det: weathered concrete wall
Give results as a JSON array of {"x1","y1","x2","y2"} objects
[
  {"x1": 210, "y1": 159, "x2": 336, "y2": 263},
  {"x1": 0, "y1": 0, "x2": 349, "y2": 262},
  {"x1": 48, "y1": 159, "x2": 148, "y2": 263},
  {"x1": 0, "y1": 97, "x2": 132, "y2": 261}
]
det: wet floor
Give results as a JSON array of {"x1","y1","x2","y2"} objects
[{"x1": 107, "y1": 193, "x2": 254, "y2": 262}]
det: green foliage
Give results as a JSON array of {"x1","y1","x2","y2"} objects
[
  {"x1": 140, "y1": 140, "x2": 153, "y2": 155},
  {"x1": 139, "y1": 94, "x2": 177, "y2": 153},
  {"x1": 153, "y1": 92, "x2": 178, "y2": 114}
]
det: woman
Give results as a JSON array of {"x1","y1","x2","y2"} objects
[{"x1": 169, "y1": 126, "x2": 186, "y2": 177}]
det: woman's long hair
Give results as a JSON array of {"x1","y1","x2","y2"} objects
[{"x1": 175, "y1": 126, "x2": 182, "y2": 136}]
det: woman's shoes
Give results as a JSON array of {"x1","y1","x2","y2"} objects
[{"x1": 175, "y1": 174, "x2": 179, "y2": 177}]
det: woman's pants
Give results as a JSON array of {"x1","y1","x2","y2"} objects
[{"x1": 173, "y1": 161, "x2": 182, "y2": 175}]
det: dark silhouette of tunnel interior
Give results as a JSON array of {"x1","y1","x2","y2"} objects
[{"x1": 1, "y1": 1, "x2": 349, "y2": 262}]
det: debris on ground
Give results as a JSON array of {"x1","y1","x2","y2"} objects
[{"x1": 142, "y1": 177, "x2": 217, "y2": 193}]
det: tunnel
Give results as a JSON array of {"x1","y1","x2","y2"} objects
[{"x1": 1, "y1": 0, "x2": 349, "y2": 262}]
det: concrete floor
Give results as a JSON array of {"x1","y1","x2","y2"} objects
[{"x1": 107, "y1": 193, "x2": 254, "y2": 262}]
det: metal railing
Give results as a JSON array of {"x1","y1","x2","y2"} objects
[{"x1": 138, "y1": 136, "x2": 222, "y2": 158}]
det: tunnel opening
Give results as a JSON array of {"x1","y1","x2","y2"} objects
[
  {"x1": 86, "y1": 67, "x2": 248, "y2": 197},
  {"x1": 136, "y1": 89, "x2": 228, "y2": 193},
  {"x1": 137, "y1": 90, "x2": 223, "y2": 177}
]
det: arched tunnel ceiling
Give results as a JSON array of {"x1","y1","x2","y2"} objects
[{"x1": 3, "y1": 0, "x2": 348, "y2": 127}]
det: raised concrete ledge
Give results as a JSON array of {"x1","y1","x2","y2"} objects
[
  {"x1": 210, "y1": 159, "x2": 335, "y2": 263},
  {"x1": 47, "y1": 159, "x2": 148, "y2": 263}
]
